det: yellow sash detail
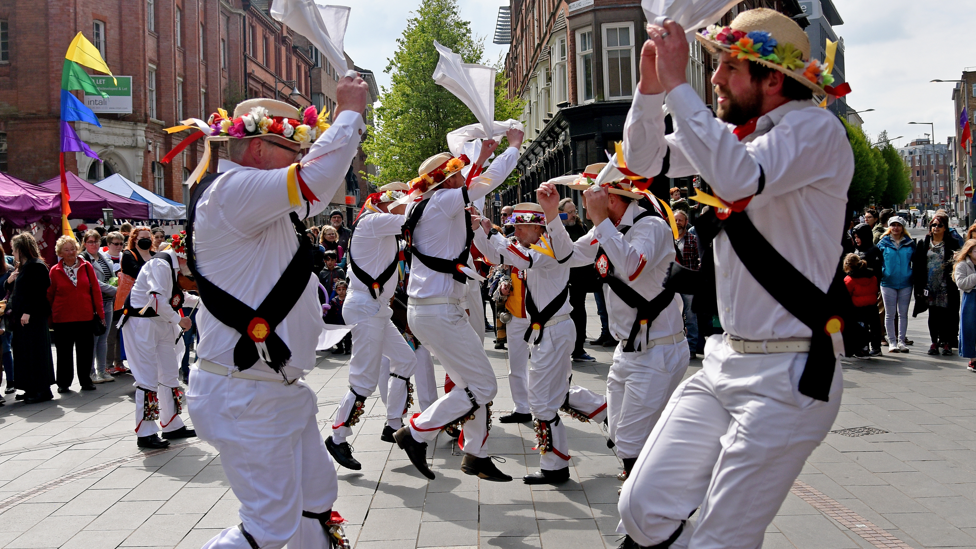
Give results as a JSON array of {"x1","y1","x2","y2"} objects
[
  {"x1": 529, "y1": 235, "x2": 556, "y2": 259},
  {"x1": 286, "y1": 163, "x2": 301, "y2": 207}
]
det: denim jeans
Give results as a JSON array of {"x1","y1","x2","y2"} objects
[
  {"x1": 1, "y1": 330, "x2": 12, "y2": 388},
  {"x1": 92, "y1": 306, "x2": 113, "y2": 377},
  {"x1": 680, "y1": 294, "x2": 698, "y2": 353},
  {"x1": 180, "y1": 306, "x2": 199, "y2": 380},
  {"x1": 594, "y1": 290, "x2": 610, "y2": 339}
]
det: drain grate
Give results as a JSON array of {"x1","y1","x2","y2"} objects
[{"x1": 830, "y1": 426, "x2": 889, "y2": 437}]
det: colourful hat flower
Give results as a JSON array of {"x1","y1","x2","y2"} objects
[
  {"x1": 506, "y1": 203, "x2": 546, "y2": 226},
  {"x1": 169, "y1": 230, "x2": 187, "y2": 258},
  {"x1": 407, "y1": 152, "x2": 471, "y2": 195}
]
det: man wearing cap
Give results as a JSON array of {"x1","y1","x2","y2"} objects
[
  {"x1": 569, "y1": 163, "x2": 688, "y2": 484},
  {"x1": 329, "y1": 209, "x2": 351, "y2": 252},
  {"x1": 184, "y1": 75, "x2": 369, "y2": 549},
  {"x1": 327, "y1": 187, "x2": 417, "y2": 470},
  {"x1": 615, "y1": 9, "x2": 853, "y2": 548},
  {"x1": 484, "y1": 183, "x2": 607, "y2": 484},
  {"x1": 393, "y1": 127, "x2": 523, "y2": 482},
  {"x1": 119, "y1": 237, "x2": 196, "y2": 449}
]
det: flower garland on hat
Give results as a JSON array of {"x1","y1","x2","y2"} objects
[
  {"x1": 506, "y1": 211, "x2": 546, "y2": 225},
  {"x1": 408, "y1": 155, "x2": 470, "y2": 194},
  {"x1": 206, "y1": 104, "x2": 330, "y2": 147},
  {"x1": 170, "y1": 230, "x2": 187, "y2": 258},
  {"x1": 701, "y1": 26, "x2": 835, "y2": 88}
]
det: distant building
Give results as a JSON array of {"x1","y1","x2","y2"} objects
[
  {"x1": 899, "y1": 138, "x2": 949, "y2": 210},
  {"x1": 950, "y1": 70, "x2": 976, "y2": 223},
  {"x1": 797, "y1": 0, "x2": 848, "y2": 119}
]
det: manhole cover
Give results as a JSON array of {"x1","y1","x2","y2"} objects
[{"x1": 830, "y1": 426, "x2": 889, "y2": 437}]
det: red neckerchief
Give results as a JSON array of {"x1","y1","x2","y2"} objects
[
  {"x1": 714, "y1": 117, "x2": 760, "y2": 219},
  {"x1": 732, "y1": 117, "x2": 760, "y2": 141}
]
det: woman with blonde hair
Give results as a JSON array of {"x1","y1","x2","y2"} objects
[
  {"x1": 6, "y1": 233, "x2": 55, "y2": 403},
  {"x1": 954, "y1": 239, "x2": 976, "y2": 370}
]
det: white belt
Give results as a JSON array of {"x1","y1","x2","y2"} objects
[
  {"x1": 409, "y1": 297, "x2": 461, "y2": 306},
  {"x1": 619, "y1": 331, "x2": 685, "y2": 352},
  {"x1": 196, "y1": 359, "x2": 300, "y2": 384},
  {"x1": 541, "y1": 313, "x2": 571, "y2": 328},
  {"x1": 724, "y1": 334, "x2": 812, "y2": 354}
]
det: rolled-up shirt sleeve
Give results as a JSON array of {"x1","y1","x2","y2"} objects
[
  {"x1": 468, "y1": 147, "x2": 518, "y2": 203},
  {"x1": 622, "y1": 91, "x2": 698, "y2": 179}
]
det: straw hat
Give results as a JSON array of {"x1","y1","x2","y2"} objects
[
  {"x1": 697, "y1": 8, "x2": 834, "y2": 93},
  {"x1": 407, "y1": 152, "x2": 471, "y2": 195},
  {"x1": 378, "y1": 181, "x2": 410, "y2": 192},
  {"x1": 552, "y1": 161, "x2": 643, "y2": 199},
  {"x1": 507, "y1": 203, "x2": 546, "y2": 226}
]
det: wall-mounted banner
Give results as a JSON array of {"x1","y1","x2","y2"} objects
[{"x1": 85, "y1": 76, "x2": 132, "y2": 114}]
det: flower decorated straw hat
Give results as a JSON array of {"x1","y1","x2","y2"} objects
[
  {"x1": 169, "y1": 231, "x2": 187, "y2": 258},
  {"x1": 378, "y1": 181, "x2": 410, "y2": 192},
  {"x1": 698, "y1": 8, "x2": 836, "y2": 93},
  {"x1": 507, "y1": 203, "x2": 546, "y2": 226},
  {"x1": 555, "y1": 161, "x2": 645, "y2": 199},
  {"x1": 408, "y1": 152, "x2": 471, "y2": 195}
]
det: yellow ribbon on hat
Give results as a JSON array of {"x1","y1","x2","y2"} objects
[
  {"x1": 688, "y1": 190, "x2": 727, "y2": 209},
  {"x1": 818, "y1": 39, "x2": 838, "y2": 108},
  {"x1": 528, "y1": 235, "x2": 556, "y2": 259},
  {"x1": 164, "y1": 118, "x2": 223, "y2": 186},
  {"x1": 654, "y1": 195, "x2": 680, "y2": 240},
  {"x1": 285, "y1": 163, "x2": 301, "y2": 207}
]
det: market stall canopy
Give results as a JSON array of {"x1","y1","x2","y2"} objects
[
  {"x1": 95, "y1": 174, "x2": 186, "y2": 220},
  {"x1": 38, "y1": 172, "x2": 150, "y2": 220},
  {"x1": 0, "y1": 173, "x2": 61, "y2": 226}
]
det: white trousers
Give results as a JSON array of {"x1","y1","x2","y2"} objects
[
  {"x1": 466, "y1": 279, "x2": 486, "y2": 343},
  {"x1": 506, "y1": 315, "x2": 531, "y2": 414},
  {"x1": 188, "y1": 368, "x2": 338, "y2": 549},
  {"x1": 412, "y1": 345, "x2": 438, "y2": 411},
  {"x1": 618, "y1": 335, "x2": 843, "y2": 548},
  {"x1": 332, "y1": 293, "x2": 417, "y2": 442},
  {"x1": 528, "y1": 319, "x2": 607, "y2": 470},
  {"x1": 607, "y1": 337, "x2": 689, "y2": 460},
  {"x1": 123, "y1": 316, "x2": 186, "y2": 437},
  {"x1": 407, "y1": 302, "x2": 497, "y2": 458}
]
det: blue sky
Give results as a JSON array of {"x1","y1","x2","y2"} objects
[{"x1": 343, "y1": 0, "x2": 976, "y2": 149}]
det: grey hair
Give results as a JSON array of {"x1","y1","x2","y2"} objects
[{"x1": 227, "y1": 138, "x2": 253, "y2": 163}]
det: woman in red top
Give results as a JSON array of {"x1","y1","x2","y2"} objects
[{"x1": 48, "y1": 236, "x2": 104, "y2": 392}]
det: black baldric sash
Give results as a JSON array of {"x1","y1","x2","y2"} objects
[
  {"x1": 186, "y1": 173, "x2": 313, "y2": 375},
  {"x1": 347, "y1": 214, "x2": 400, "y2": 300},
  {"x1": 523, "y1": 285, "x2": 569, "y2": 344},
  {"x1": 402, "y1": 186, "x2": 474, "y2": 284},
  {"x1": 118, "y1": 253, "x2": 184, "y2": 328},
  {"x1": 594, "y1": 209, "x2": 676, "y2": 353}
]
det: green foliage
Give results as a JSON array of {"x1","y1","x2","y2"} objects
[
  {"x1": 870, "y1": 145, "x2": 888, "y2": 203},
  {"x1": 363, "y1": 0, "x2": 525, "y2": 185},
  {"x1": 843, "y1": 120, "x2": 877, "y2": 211},
  {"x1": 878, "y1": 140, "x2": 912, "y2": 207}
]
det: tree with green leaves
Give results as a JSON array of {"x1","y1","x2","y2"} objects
[
  {"x1": 870, "y1": 144, "x2": 888, "y2": 204},
  {"x1": 843, "y1": 120, "x2": 877, "y2": 211},
  {"x1": 363, "y1": 0, "x2": 525, "y2": 185},
  {"x1": 876, "y1": 133, "x2": 911, "y2": 207}
]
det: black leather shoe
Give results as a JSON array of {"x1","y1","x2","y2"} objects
[
  {"x1": 461, "y1": 454, "x2": 512, "y2": 482},
  {"x1": 591, "y1": 335, "x2": 609, "y2": 346},
  {"x1": 14, "y1": 393, "x2": 24, "y2": 401},
  {"x1": 137, "y1": 434, "x2": 170, "y2": 449},
  {"x1": 162, "y1": 426, "x2": 197, "y2": 440},
  {"x1": 603, "y1": 338, "x2": 618, "y2": 347},
  {"x1": 617, "y1": 457, "x2": 637, "y2": 481},
  {"x1": 523, "y1": 467, "x2": 570, "y2": 485},
  {"x1": 325, "y1": 436, "x2": 362, "y2": 471},
  {"x1": 381, "y1": 424, "x2": 396, "y2": 443},
  {"x1": 498, "y1": 412, "x2": 532, "y2": 424},
  {"x1": 57, "y1": 387, "x2": 70, "y2": 394},
  {"x1": 80, "y1": 385, "x2": 96, "y2": 391},
  {"x1": 393, "y1": 427, "x2": 435, "y2": 479}
]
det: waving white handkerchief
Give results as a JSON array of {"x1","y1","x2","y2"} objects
[
  {"x1": 432, "y1": 41, "x2": 497, "y2": 141},
  {"x1": 271, "y1": 0, "x2": 350, "y2": 73},
  {"x1": 641, "y1": 0, "x2": 739, "y2": 42},
  {"x1": 446, "y1": 120, "x2": 524, "y2": 158}
]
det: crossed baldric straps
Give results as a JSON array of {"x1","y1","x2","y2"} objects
[
  {"x1": 402, "y1": 186, "x2": 475, "y2": 284},
  {"x1": 186, "y1": 173, "x2": 313, "y2": 379},
  {"x1": 346, "y1": 214, "x2": 400, "y2": 300}
]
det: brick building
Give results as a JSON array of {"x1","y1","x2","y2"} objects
[
  {"x1": 496, "y1": 0, "x2": 805, "y2": 206},
  {"x1": 899, "y1": 138, "x2": 949, "y2": 210},
  {"x1": 950, "y1": 70, "x2": 976, "y2": 222}
]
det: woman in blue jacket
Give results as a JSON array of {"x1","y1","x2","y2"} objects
[{"x1": 877, "y1": 216, "x2": 916, "y2": 353}]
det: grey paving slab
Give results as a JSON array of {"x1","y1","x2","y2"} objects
[{"x1": 416, "y1": 520, "x2": 478, "y2": 547}]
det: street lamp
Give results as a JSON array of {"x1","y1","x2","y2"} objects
[
  {"x1": 908, "y1": 121, "x2": 936, "y2": 143},
  {"x1": 876, "y1": 135, "x2": 903, "y2": 146},
  {"x1": 853, "y1": 108, "x2": 875, "y2": 114},
  {"x1": 273, "y1": 75, "x2": 303, "y2": 102},
  {"x1": 930, "y1": 79, "x2": 965, "y2": 83}
]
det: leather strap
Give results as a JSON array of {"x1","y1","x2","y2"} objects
[{"x1": 347, "y1": 214, "x2": 400, "y2": 299}]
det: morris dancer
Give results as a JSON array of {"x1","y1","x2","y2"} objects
[
  {"x1": 184, "y1": 74, "x2": 369, "y2": 549},
  {"x1": 484, "y1": 186, "x2": 607, "y2": 484},
  {"x1": 118, "y1": 238, "x2": 196, "y2": 449},
  {"x1": 328, "y1": 187, "x2": 417, "y2": 471},
  {"x1": 393, "y1": 128, "x2": 523, "y2": 482},
  {"x1": 616, "y1": 11, "x2": 852, "y2": 548},
  {"x1": 570, "y1": 163, "x2": 688, "y2": 483}
]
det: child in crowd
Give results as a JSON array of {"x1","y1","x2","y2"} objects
[
  {"x1": 318, "y1": 250, "x2": 346, "y2": 297},
  {"x1": 325, "y1": 280, "x2": 351, "y2": 354},
  {"x1": 953, "y1": 239, "x2": 976, "y2": 371},
  {"x1": 844, "y1": 253, "x2": 881, "y2": 358}
]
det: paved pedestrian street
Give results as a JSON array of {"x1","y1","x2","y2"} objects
[{"x1": 2, "y1": 302, "x2": 976, "y2": 548}]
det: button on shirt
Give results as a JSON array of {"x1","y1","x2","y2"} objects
[
  {"x1": 487, "y1": 219, "x2": 583, "y2": 321},
  {"x1": 577, "y1": 201, "x2": 683, "y2": 342},
  {"x1": 347, "y1": 210, "x2": 406, "y2": 304},
  {"x1": 406, "y1": 147, "x2": 518, "y2": 300},
  {"x1": 193, "y1": 110, "x2": 366, "y2": 376},
  {"x1": 621, "y1": 84, "x2": 854, "y2": 340},
  {"x1": 128, "y1": 249, "x2": 182, "y2": 325}
]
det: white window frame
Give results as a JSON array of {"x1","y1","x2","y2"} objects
[
  {"x1": 200, "y1": 23, "x2": 205, "y2": 60},
  {"x1": 601, "y1": 22, "x2": 635, "y2": 101},
  {"x1": 153, "y1": 161, "x2": 165, "y2": 196},
  {"x1": 575, "y1": 27, "x2": 595, "y2": 104},
  {"x1": 93, "y1": 20, "x2": 106, "y2": 60},
  {"x1": 148, "y1": 64, "x2": 157, "y2": 120},
  {"x1": 552, "y1": 36, "x2": 568, "y2": 105},
  {"x1": 200, "y1": 88, "x2": 206, "y2": 119},
  {"x1": 220, "y1": 38, "x2": 226, "y2": 68},
  {"x1": 175, "y1": 7, "x2": 182, "y2": 47},
  {"x1": 176, "y1": 77, "x2": 184, "y2": 121},
  {"x1": 147, "y1": 0, "x2": 155, "y2": 32}
]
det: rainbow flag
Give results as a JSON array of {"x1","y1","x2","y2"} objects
[{"x1": 58, "y1": 33, "x2": 115, "y2": 236}]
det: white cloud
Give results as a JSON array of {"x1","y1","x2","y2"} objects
[{"x1": 832, "y1": 0, "x2": 976, "y2": 147}]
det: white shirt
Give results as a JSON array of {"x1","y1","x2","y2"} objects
[
  {"x1": 129, "y1": 249, "x2": 182, "y2": 325},
  {"x1": 622, "y1": 84, "x2": 854, "y2": 340},
  {"x1": 487, "y1": 219, "x2": 583, "y2": 321},
  {"x1": 406, "y1": 147, "x2": 518, "y2": 300},
  {"x1": 193, "y1": 110, "x2": 366, "y2": 375},
  {"x1": 577, "y1": 201, "x2": 683, "y2": 342},
  {"x1": 346, "y1": 210, "x2": 405, "y2": 303}
]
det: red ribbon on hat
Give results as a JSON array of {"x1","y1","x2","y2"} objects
[
  {"x1": 161, "y1": 130, "x2": 206, "y2": 164},
  {"x1": 824, "y1": 82, "x2": 852, "y2": 99}
]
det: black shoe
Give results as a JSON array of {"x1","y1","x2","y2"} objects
[
  {"x1": 617, "y1": 457, "x2": 637, "y2": 481},
  {"x1": 162, "y1": 426, "x2": 197, "y2": 440},
  {"x1": 498, "y1": 412, "x2": 532, "y2": 424},
  {"x1": 137, "y1": 434, "x2": 170, "y2": 449},
  {"x1": 943, "y1": 346, "x2": 954, "y2": 356},
  {"x1": 905, "y1": 339, "x2": 914, "y2": 346},
  {"x1": 689, "y1": 351, "x2": 697, "y2": 360},
  {"x1": 393, "y1": 427, "x2": 435, "y2": 479},
  {"x1": 80, "y1": 385, "x2": 96, "y2": 391},
  {"x1": 14, "y1": 393, "x2": 24, "y2": 401},
  {"x1": 23, "y1": 393, "x2": 53, "y2": 404},
  {"x1": 381, "y1": 425, "x2": 396, "y2": 443},
  {"x1": 928, "y1": 344, "x2": 939, "y2": 355},
  {"x1": 523, "y1": 467, "x2": 570, "y2": 485},
  {"x1": 325, "y1": 436, "x2": 362, "y2": 471},
  {"x1": 617, "y1": 535, "x2": 652, "y2": 549},
  {"x1": 603, "y1": 338, "x2": 618, "y2": 347},
  {"x1": 332, "y1": 346, "x2": 344, "y2": 355},
  {"x1": 57, "y1": 387, "x2": 70, "y2": 394},
  {"x1": 494, "y1": 342, "x2": 507, "y2": 350},
  {"x1": 869, "y1": 348, "x2": 882, "y2": 357},
  {"x1": 5, "y1": 387, "x2": 15, "y2": 395},
  {"x1": 460, "y1": 454, "x2": 512, "y2": 482},
  {"x1": 591, "y1": 334, "x2": 610, "y2": 346}
]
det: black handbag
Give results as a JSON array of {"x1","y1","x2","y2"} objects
[{"x1": 87, "y1": 263, "x2": 107, "y2": 336}]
